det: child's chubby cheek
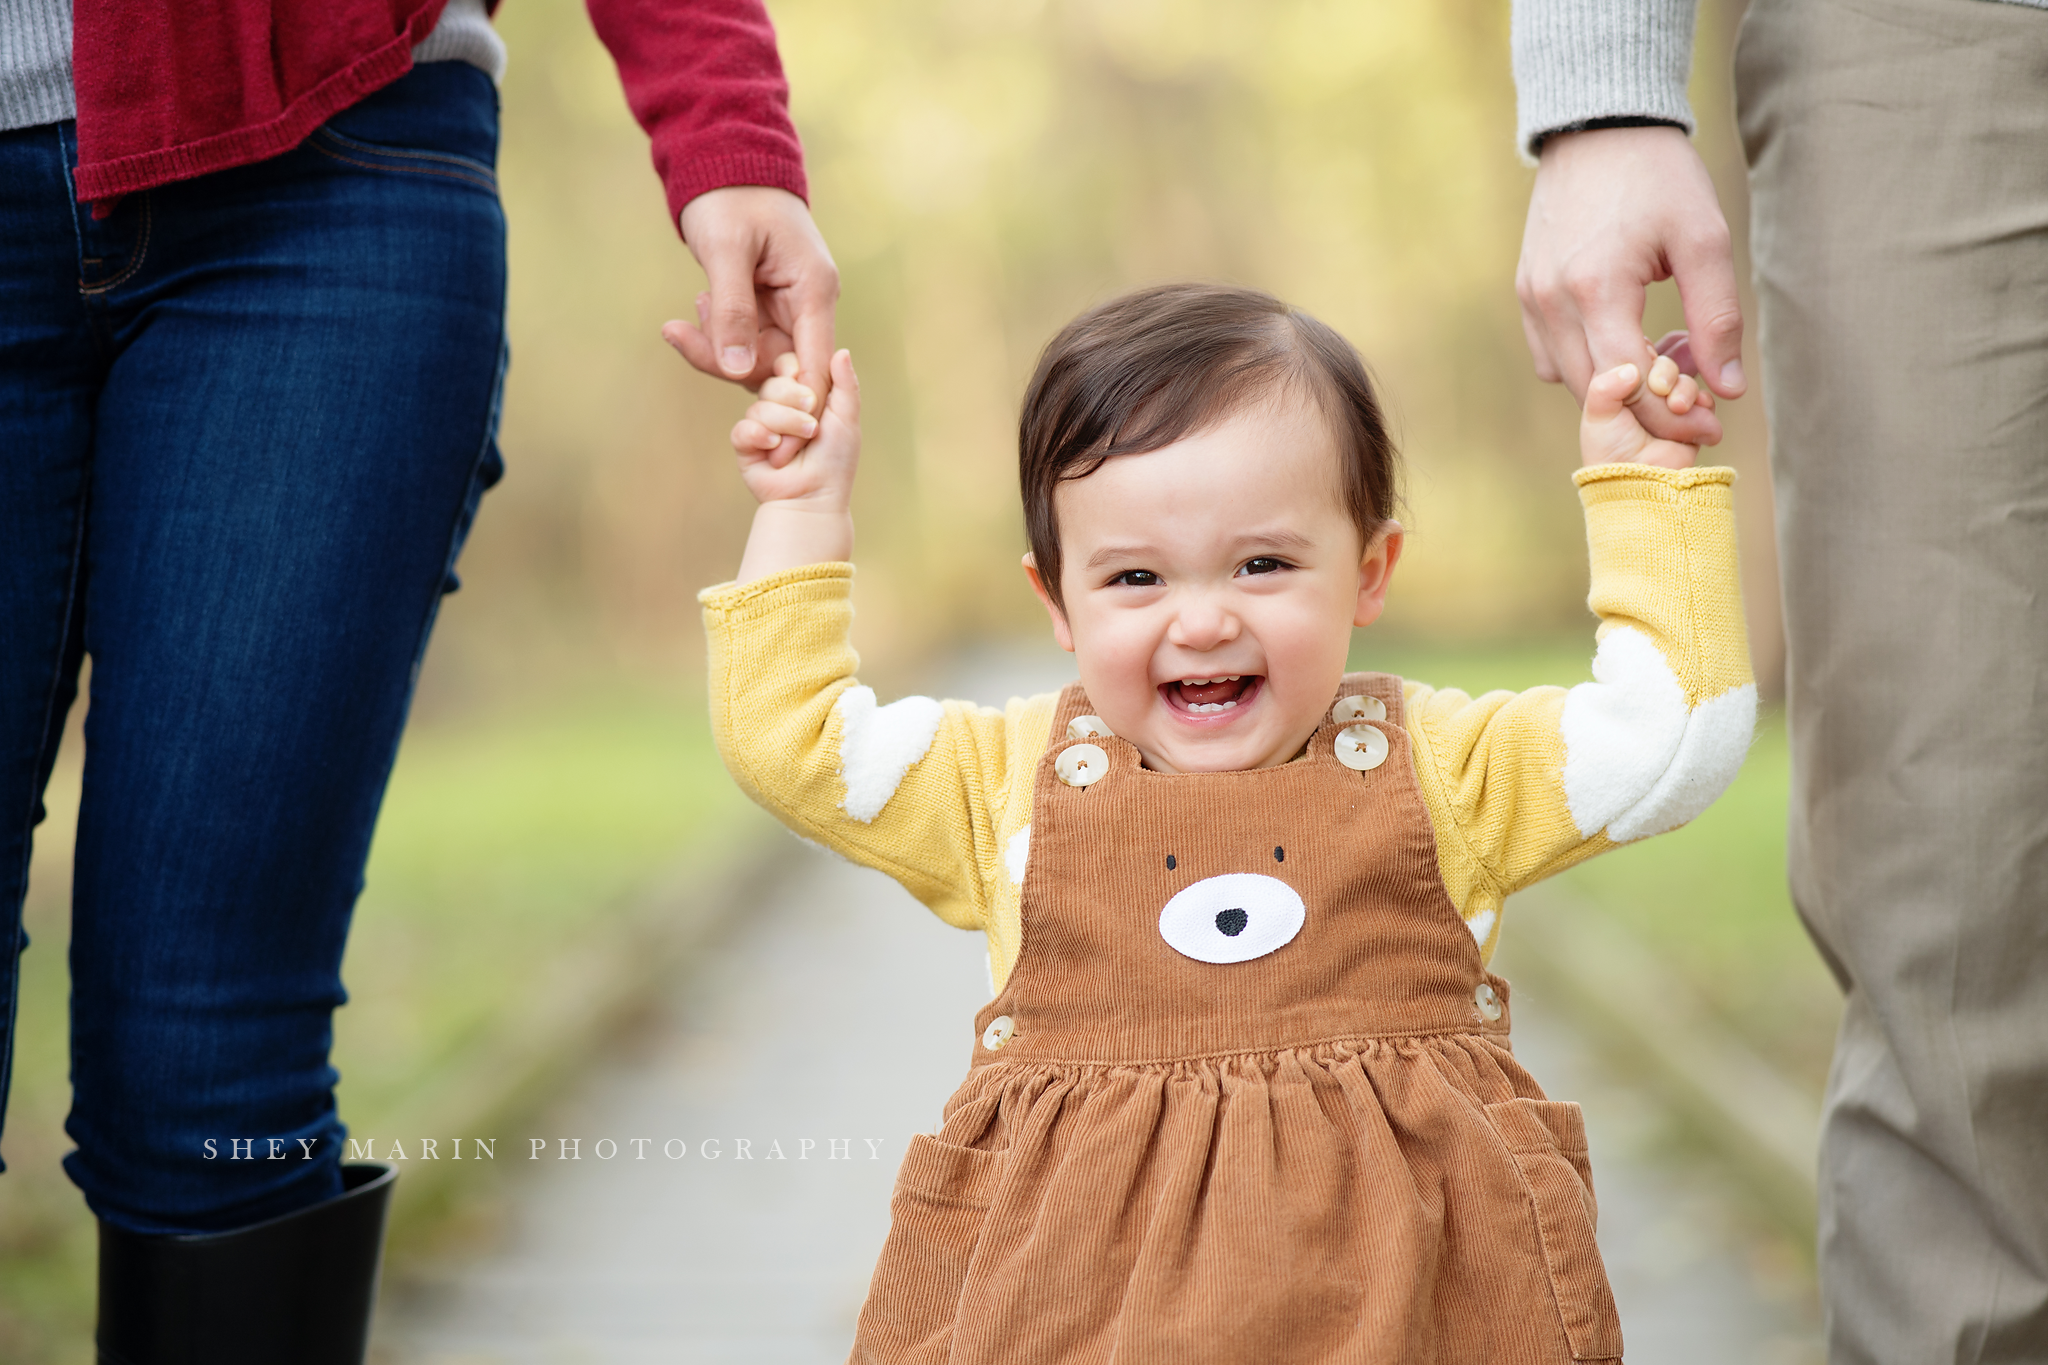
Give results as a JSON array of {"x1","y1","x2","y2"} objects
[{"x1": 1070, "y1": 621, "x2": 1350, "y2": 775}]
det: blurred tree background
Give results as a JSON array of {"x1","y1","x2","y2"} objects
[
  {"x1": 2, "y1": 1, "x2": 1825, "y2": 1359},
  {"x1": 429, "y1": 0, "x2": 1780, "y2": 700}
]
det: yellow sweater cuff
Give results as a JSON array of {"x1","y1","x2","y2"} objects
[
  {"x1": 698, "y1": 562, "x2": 855, "y2": 617},
  {"x1": 1573, "y1": 462, "x2": 1736, "y2": 491}
]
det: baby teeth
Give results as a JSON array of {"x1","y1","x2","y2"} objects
[
  {"x1": 1181, "y1": 675, "x2": 1242, "y2": 686},
  {"x1": 1186, "y1": 700, "x2": 1239, "y2": 713}
]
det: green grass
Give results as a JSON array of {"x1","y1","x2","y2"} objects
[
  {"x1": 1353, "y1": 635, "x2": 1841, "y2": 1091},
  {"x1": 0, "y1": 680, "x2": 754, "y2": 1363}
]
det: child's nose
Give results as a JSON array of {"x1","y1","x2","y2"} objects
[{"x1": 1167, "y1": 593, "x2": 1241, "y2": 650}]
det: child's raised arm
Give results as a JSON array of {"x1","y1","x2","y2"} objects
[
  {"x1": 696, "y1": 344, "x2": 1050, "y2": 972},
  {"x1": 728, "y1": 348, "x2": 861, "y2": 583},
  {"x1": 1400, "y1": 347, "x2": 1752, "y2": 957}
]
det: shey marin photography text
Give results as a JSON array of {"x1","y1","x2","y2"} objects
[{"x1": 200, "y1": 1136, "x2": 893, "y2": 1163}]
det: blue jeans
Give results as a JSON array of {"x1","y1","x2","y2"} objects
[{"x1": 0, "y1": 63, "x2": 507, "y2": 1235}]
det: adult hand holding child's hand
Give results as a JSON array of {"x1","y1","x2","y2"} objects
[
  {"x1": 728, "y1": 349, "x2": 861, "y2": 583},
  {"x1": 1581, "y1": 335, "x2": 1711, "y2": 471},
  {"x1": 662, "y1": 186, "x2": 841, "y2": 467},
  {"x1": 1518, "y1": 126, "x2": 1742, "y2": 449}
]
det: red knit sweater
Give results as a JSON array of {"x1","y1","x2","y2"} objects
[{"x1": 70, "y1": 0, "x2": 807, "y2": 225}]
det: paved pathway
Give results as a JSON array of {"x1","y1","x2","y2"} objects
[{"x1": 374, "y1": 839, "x2": 1821, "y2": 1364}]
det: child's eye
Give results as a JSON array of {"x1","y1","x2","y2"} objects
[
  {"x1": 1111, "y1": 570, "x2": 1161, "y2": 588},
  {"x1": 1238, "y1": 557, "x2": 1287, "y2": 577}
]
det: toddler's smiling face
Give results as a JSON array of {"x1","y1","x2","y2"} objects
[{"x1": 1027, "y1": 391, "x2": 1401, "y2": 775}]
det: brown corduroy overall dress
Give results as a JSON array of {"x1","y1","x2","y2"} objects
[{"x1": 850, "y1": 676, "x2": 1624, "y2": 1365}]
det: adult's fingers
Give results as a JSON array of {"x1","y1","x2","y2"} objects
[
  {"x1": 1634, "y1": 388, "x2": 1723, "y2": 446},
  {"x1": 1591, "y1": 307, "x2": 1717, "y2": 443},
  {"x1": 696, "y1": 233, "x2": 763, "y2": 379},
  {"x1": 1517, "y1": 301, "x2": 1564, "y2": 385},
  {"x1": 1518, "y1": 128, "x2": 1737, "y2": 443},
  {"x1": 1573, "y1": 271, "x2": 1657, "y2": 403},
  {"x1": 1668, "y1": 222, "x2": 1746, "y2": 397},
  {"x1": 661, "y1": 318, "x2": 720, "y2": 380},
  {"x1": 790, "y1": 293, "x2": 837, "y2": 415},
  {"x1": 661, "y1": 317, "x2": 794, "y2": 393},
  {"x1": 1520, "y1": 254, "x2": 1650, "y2": 404}
]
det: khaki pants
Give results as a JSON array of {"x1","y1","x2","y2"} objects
[{"x1": 1737, "y1": 2, "x2": 2048, "y2": 1359}]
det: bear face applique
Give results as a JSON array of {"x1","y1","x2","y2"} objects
[{"x1": 1157, "y1": 844, "x2": 1305, "y2": 964}]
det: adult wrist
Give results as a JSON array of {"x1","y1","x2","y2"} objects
[{"x1": 1530, "y1": 115, "x2": 1688, "y2": 159}]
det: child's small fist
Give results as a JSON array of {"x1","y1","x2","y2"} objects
[
  {"x1": 1642, "y1": 352, "x2": 1711, "y2": 415},
  {"x1": 732, "y1": 352, "x2": 820, "y2": 464},
  {"x1": 1580, "y1": 335, "x2": 1716, "y2": 470},
  {"x1": 729, "y1": 348, "x2": 862, "y2": 510}
]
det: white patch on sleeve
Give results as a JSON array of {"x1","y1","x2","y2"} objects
[
  {"x1": 834, "y1": 687, "x2": 943, "y2": 823},
  {"x1": 1560, "y1": 628, "x2": 1689, "y2": 837},
  {"x1": 1005, "y1": 825, "x2": 1031, "y2": 886},
  {"x1": 985, "y1": 948, "x2": 998, "y2": 999},
  {"x1": 1466, "y1": 908, "x2": 1496, "y2": 949},
  {"x1": 1607, "y1": 682, "x2": 1757, "y2": 841},
  {"x1": 1560, "y1": 626, "x2": 1755, "y2": 842}
]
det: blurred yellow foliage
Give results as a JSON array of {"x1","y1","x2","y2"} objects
[{"x1": 436, "y1": 0, "x2": 1774, "y2": 711}]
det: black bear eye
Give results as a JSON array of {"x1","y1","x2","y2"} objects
[
  {"x1": 1166, "y1": 853, "x2": 1177, "y2": 871},
  {"x1": 1274, "y1": 846, "x2": 1284, "y2": 863}
]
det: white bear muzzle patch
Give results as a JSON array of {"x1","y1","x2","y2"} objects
[{"x1": 1157, "y1": 873, "x2": 1305, "y2": 965}]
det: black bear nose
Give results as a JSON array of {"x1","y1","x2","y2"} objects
[{"x1": 1215, "y1": 908, "x2": 1249, "y2": 937}]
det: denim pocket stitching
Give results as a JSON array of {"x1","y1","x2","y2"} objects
[
  {"x1": 308, "y1": 128, "x2": 497, "y2": 192},
  {"x1": 78, "y1": 194, "x2": 152, "y2": 297}
]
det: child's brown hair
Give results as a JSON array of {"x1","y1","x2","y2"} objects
[{"x1": 1019, "y1": 282, "x2": 1400, "y2": 609}]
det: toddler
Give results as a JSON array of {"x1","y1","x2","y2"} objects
[{"x1": 696, "y1": 283, "x2": 1753, "y2": 1364}]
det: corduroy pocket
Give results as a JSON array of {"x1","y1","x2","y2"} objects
[
  {"x1": 1486, "y1": 1098, "x2": 1624, "y2": 1362},
  {"x1": 849, "y1": 1133, "x2": 1005, "y2": 1365}
]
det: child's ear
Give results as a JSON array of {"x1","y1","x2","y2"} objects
[
  {"x1": 1353, "y1": 523, "x2": 1404, "y2": 629},
  {"x1": 1022, "y1": 554, "x2": 1076, "y2": 653}
]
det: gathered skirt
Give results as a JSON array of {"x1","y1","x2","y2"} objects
[{"x1": 849, "y1": 1031, "x2": 1622, "y2": 1365}]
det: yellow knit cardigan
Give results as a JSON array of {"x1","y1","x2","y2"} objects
[{"x1": 701, "y1": 462, "x2": 1754, "y2": 992}]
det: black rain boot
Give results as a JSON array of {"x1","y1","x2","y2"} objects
[{"x1": 95, "y1": 1162, "x2": 397, "y2": 1365}]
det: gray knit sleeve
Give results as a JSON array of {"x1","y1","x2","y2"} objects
[{"x1": 1511, "y1": 0, "x2": 1699, "y2": 161}]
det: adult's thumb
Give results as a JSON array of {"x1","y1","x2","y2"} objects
[
  {"x1": 1671, "y1": 231, "x2": 1746, "y2": 397},
  {"x1": 700, "y1": 241, "x2": 761, "y2": 378}
]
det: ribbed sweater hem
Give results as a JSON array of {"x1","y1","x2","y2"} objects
[
  {"x1": 71, "y1": 24, "x2": 430, "y2": 203},
  {"x1": 1510, "y1": 0, "x2": 1700, "y2": 161}
]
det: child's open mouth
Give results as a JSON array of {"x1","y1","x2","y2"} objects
[{"x1": 1162, "y1": 675, "x2": 1262, "y2": 715}]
